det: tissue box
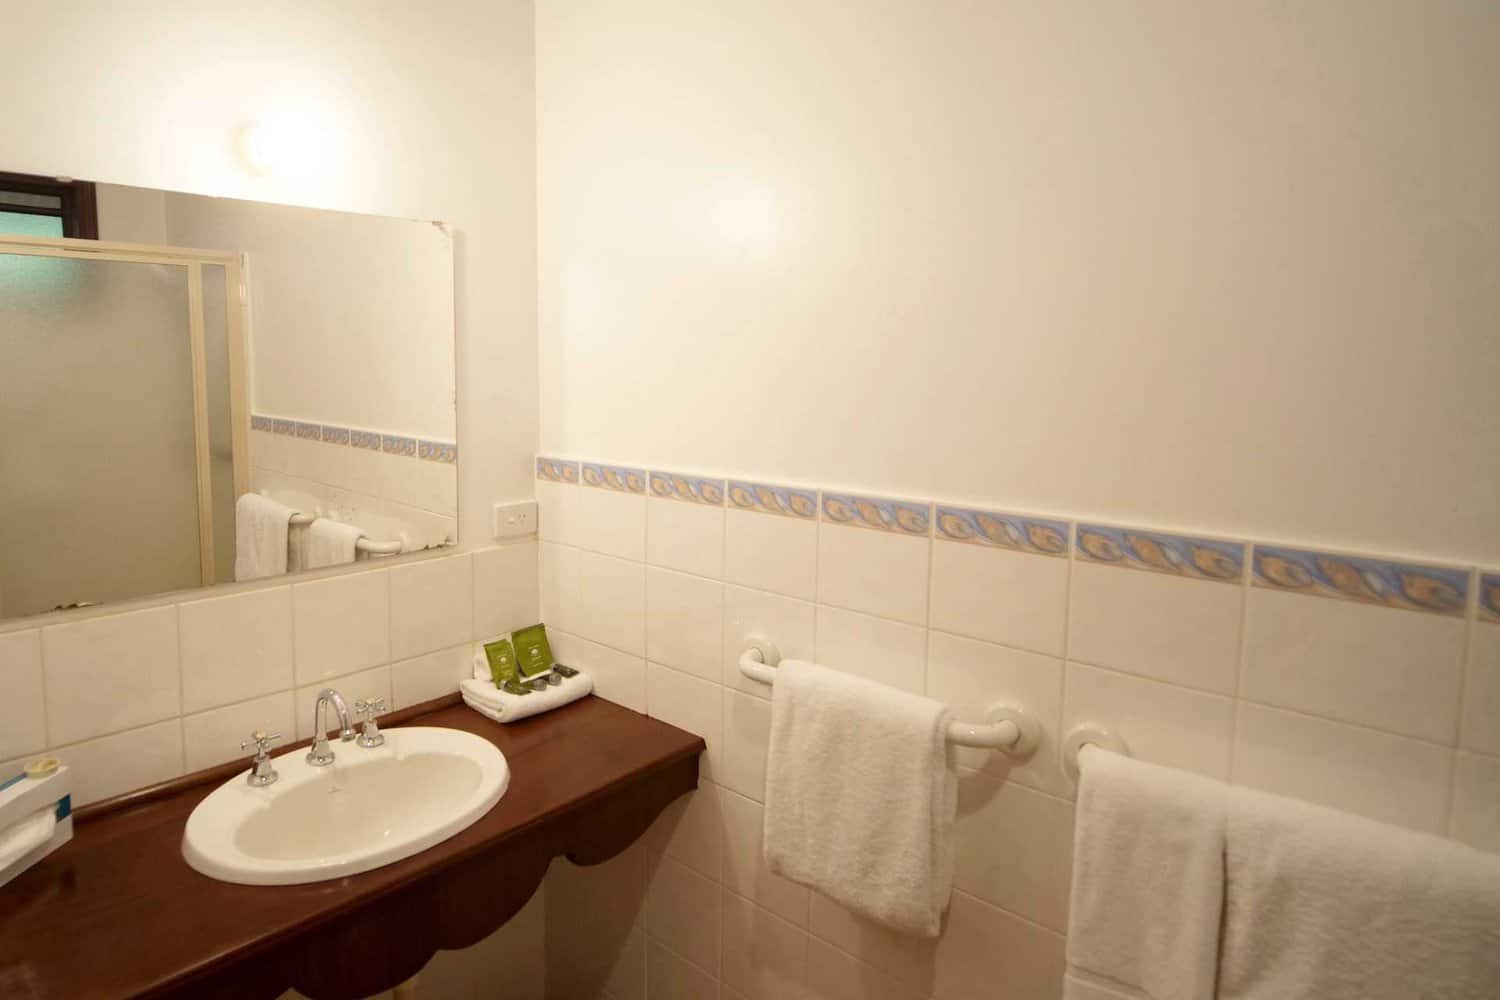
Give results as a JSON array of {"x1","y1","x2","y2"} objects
[{"x1": 0, "y1": 763, "x2": 73, "y2": 889}]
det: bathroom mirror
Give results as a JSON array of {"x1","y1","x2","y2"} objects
[{"x1": 0, "y1": 171, "x2": 457, "y2": 621}]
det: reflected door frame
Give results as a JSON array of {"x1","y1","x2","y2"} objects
[{"x1": 0, "y1": 233, "x2": 248, "y2": 586}]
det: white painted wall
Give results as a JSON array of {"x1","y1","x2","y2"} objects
[{"x1": 537, "y1": 0, "x2": 1500, "y2": 565}]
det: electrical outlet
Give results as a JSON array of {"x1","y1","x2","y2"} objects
[{"x1": 492, "y1": 500, "x2": 538, "y2": 539}]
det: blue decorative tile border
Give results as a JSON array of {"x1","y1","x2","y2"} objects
[
  {"x1": 727, "y1": 481, "x2": 818, "y2": 519},
  {"x1": 936, "y1": 506, "x2": 1069, "y2": 557},
  {"x1": 582, "y1": 462, "x2": 647, "y2": 494},
  {"x1": 537, "y1": 457, "x2": 579, "y2": 483},
  {"x1": 650, "y1": 471, "x2": 725, "y2": 505},
  {"x1": 253, "y1": 413, "x2": 457, "y2": 465},
  {"x1": 1076, "y1": 524, "x2": 1245, "y2": 582},
  {"x1": 823, "y1": 493, "x2": 930, "y2": 536},
  {"x1": 1253, "y1": 545, "x2": 1469, "y2": 617},
  {"x1": 1479, "y1": 573, "x2": 1500, "y2": 624}
]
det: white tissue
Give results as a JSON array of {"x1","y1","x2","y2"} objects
[{"x1": 0, "y1": 806, "x2": 57, "y2": 871}]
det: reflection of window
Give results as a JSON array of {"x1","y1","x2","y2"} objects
[{"x1": 0, "y1": 171, "x2": 98, "y2": 239}]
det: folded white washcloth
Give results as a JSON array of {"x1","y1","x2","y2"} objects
[
  {"x1": 1219, "y1": 786, "x2": 1500, "y2": 1000},
  {"x1": 300, "y1": 517, "x2": 365, "y2": 570},
  {"x1": 1064, "y1": 746, "x2": 1227, "y2": 1000},
  {"x1": 234, "y1": 493, "x2": 294, "y2": 581},
  {"x1": 763, "y1": 659, "x2": 957, "y2": 938},
  {"x1": 460, "y1": 653, "x2": 592, "y2": 723},
  {"x1": 0, "y1": 806, "x2": 57, "y2": 871}
]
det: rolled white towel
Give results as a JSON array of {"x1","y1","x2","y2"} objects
[{"x1": 461, "y1": 652, "x2": 592, "y2": 723}]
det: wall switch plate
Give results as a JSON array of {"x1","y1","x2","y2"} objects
[{"x1": 492, "y1": 500, "x2": 538, "y2": 539}]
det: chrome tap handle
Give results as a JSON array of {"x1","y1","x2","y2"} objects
[
  {"x1": 239, "y1": 729, "x2": 282, "y2": 752},
  {"x1": 354, "y1": 698, "x2": 387, "y2": 748},
  {"x1": 239, "y1": 730, "x2": 282, "y2": 787}
]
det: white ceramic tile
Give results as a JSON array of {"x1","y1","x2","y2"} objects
[
  {"x1": 1067, "y1": 561, "x2": 1243, "y2": 695},
  {"x1": 648, "y1": 663, "x2": 723, "y2": 780},
  {"x1": 54, "y1": 719, "x2": 183, "y2": 807},
  {"x1": 645, "y1": 856, "x2": 722, "y2": 976},
  {"x1": 43, "y1": 606, "x2": 180, "y2": 746},
  {"x1": 719, "y1": 786, "x2": 810, "y2": 927},
  {"x1": 182, "y1": 691, "x2": 296, "y2": 772},
  {"x1": 722, "y1": 689, "x2": 772, "y2": 802},
  {"x1": 929, "y1": 541, "x2": 1069, "y2": 658},
  {"x1": 551, "y1": 628, "x2": 648, "y2": 712},
  {"x1": 1450, "y1": 751, "x2": 1500, "y2": 853},
  {"x1": 723, "y1": 509, "x2": 817, "y2": 602},
  {"x1": 547, "y1": 840, "x2": 650, "y2": 934},
  {"x1": 721, "y1": 890, "x2": 809, "y2": 1000},
  {"x1": 933, "y1": 891, "x2": 1066, "y2": 1000},
  {"x1": 806, "y1": 894, "x2": 938, "y2": 992},
  {"x1": 540, "y1": 542, "x2": 647, "y2": 656},
  {"x1": 1460, "y1": 622, "x2": 1500, "y2": 755},
  {"x1": 1063, "y1": 662, "x2": 1235, "y2": 781},
  {"x1": 814, "y1": 605, "x2": 926, "y2": 695},
  {"x1": 294, "y1": 665, "x2": 392, "y2": 740},
  {"x1": 1232, "y1": 702, "x2": 1453, "y2": 835},
  {"x1": 645, "y1": 779, "x2": 724, "y2": 881},
  {"x1": 926, "y1": 630, "x2": 1067, "y2": 796},
  {"x1": 953, "y1": 771, "x2": 1073, "y2": 932},
  {"x1": 549, "y1": 920, "x2": 645, "y2": 1000},
  {"x1": 473, "y1": 541, "x2": 540, "y2": 640},
  {"x1": 647, "y1": 567, "x2": 725, "y2": 682},
  {"x1": 0, "y1": 630, "x2": 45, "y2": 760},
  {"x1": 817, "y1": 523, "x2": 930, "y2": 626},
  {"x1": 647, "y1": 939, "x2": 720, "y2": 1000},
  {"x1": 722, "y1": 585, "x2": 815, "y2": 698},
  {"x1": 648, "y1": 498, "x2": 725, "y2": 579},
  {"x1": 390, "y1": 554, "x2": 473, "y2": 660},
  {"x1": 380, "y1": 451, "x2": 457, "y2": 516},
  {"x1": 179, "y1": 586, "x2": 294, "y2": 712},
  {"x1": 292, "y1": 569, "x2": 390, "y2": 686},
  {"x1": 804, "y1": 937, "x2": 925, "y2": 1000},
  {"x1": 538, "y1": 479, "x2": 646, "y2": 561},
  {"x1": 1241, "y1": 587, "x2": 1466, "y2": 743},
  {"x1": 391, "y1": 643, "x2": 472, "y2": 709}
]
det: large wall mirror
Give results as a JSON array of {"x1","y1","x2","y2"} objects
[{"x1": 0, "y1": 171, "x2": 457, "y2": 621}]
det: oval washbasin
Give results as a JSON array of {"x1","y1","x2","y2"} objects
[{"x1": 182, "y1": 727, "x2": 509, "y2": 885}]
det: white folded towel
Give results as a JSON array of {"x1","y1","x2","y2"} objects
[
  {"x1": 300, "y1": 517, "x2": 365, "y2": 570},
  {"x1": 1219, "y1": 786, "x2": 1500, "y2": 1000},
  {"x1": 460, "y1": 654, "x2": 593, "y2": 723},
  {"x1": 0, "y1": 806, "x2": 57, "y2": 871},
  {"x1": 1064, "y1": 747, "x2": 1226, "y2": 1000},
  {"x1": 763, "y1": 659, "x2": 956, "y2": 938},
  {"x1": 234, "y1": 493, "x2": 294, "y2": 581}
]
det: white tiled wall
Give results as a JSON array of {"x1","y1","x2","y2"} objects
[
  {"x1": 0, "y1": 542, "x2": 538, "y2": 807},
  {"x1": 537, "y1": 478, "x2": 1500, "y2": 1000}
]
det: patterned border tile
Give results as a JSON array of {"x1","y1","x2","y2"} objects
[
  {"x1": 418, "y1": 440, "x2": 458, "y2": 464},
  {"x1": 1480, "y1": 573, "x2": 1500, "y2": 624},
  {"x1": 351, "y1": 429, "x2": 383, "y2": 452},
  {"x1": 822, "y1": 493, "x2": 930, "y2": 536},
  {"x1": 1077, "y1": 524, "x2": 1245, "y2": 582},
  {"x1": 250, "y1": 415, "x2": 273, "y2": 432},
  {"x1": 381, "y1": 434, "x2": 417, "y2": 458},
  {"x1": 582, "y1": 462, "x2": 646, "y2": 494},
  {"x1": 272, "y1": 418, "x2": 296, "y2": 436},
  {"x1": 1253, "y1": 545, "x2": 1468, "y2": 616},
  {"x1": 536, "y1": 457, "x2": 579, "y2": 483},
  {"x1": 727, "y1": 481, "x2": 818, "y2": 519},
  {"x1": 650, "y1": 471, "x2": 725, "y2": 505},
  {"x1": 293, "y1": 421, "x2": 322, "y2": 441},
  {"x1": 320, "y1": 424, "x2": 351, "y2": 446},
  {"x1": 935, "y1": 506, "x2": 1069, "y2": 557},
  {"x1": 253, "y1": 413, "x2": 455, "y2": 468}
]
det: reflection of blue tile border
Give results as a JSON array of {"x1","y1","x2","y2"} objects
[
  {"x1": 581, "y1": 462, "x2": 647, "y2": 494},
  {"x1": 418, "y1": 440, "x2": 457, "y2": 464},
  {"x1": 294, "y1": 421, "x2": 322, "y2": 441},
  {"x1": 1479, "y1": 573, "x2": 1500, "y2": 624},
  {"x1": 250, "y1": 415, "x2": 273, "y2": 432},
  {"x1": 272, "y1": 418, "x2": 296, "y2": 436},
  {"x1": 822, "y1": 493, "x2": 930, "y2": 536},
  {"x1": 351, "y1": 429, "x2": 382, "y2": 451},
  {"x1": 382, "y1": 434, "x2": 417, "y2": 457},
  {"x1": 650, "y1": 471, "x2": 725, "y2": 505},
  {"x1": 253, "y1": 413, "x2": 455, "y2": 467},
  {"x1": 935, "y1": 506, "x2": 1069, "y2": 557},
  {"x1": 1077, "y1": 524, "x2": 1244, "y2": 582},
  {"x1": 1253, "y1": 545, "x2": 1468, "y2": 616},
  {"x1": 536, "y1": 457, "x2": 579, "y2": 483},
  {"x1": 321, "y1": 425, "x2": 351, "y2": 446},
  {"x1": 727, "y1": 481, "x2": 818, "y2": 519}
]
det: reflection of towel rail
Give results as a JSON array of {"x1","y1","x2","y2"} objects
[{"x1": 268, "y1": 495, "x2": 403, "y2": 555}]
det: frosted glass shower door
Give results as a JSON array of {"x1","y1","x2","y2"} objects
[{"x1": 0, "y1": 251, "x2": 202, "y2": 617}]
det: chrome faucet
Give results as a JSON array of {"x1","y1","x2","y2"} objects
[{"x1": 307, "y1": 688, "x2": 356, "y2": 766}]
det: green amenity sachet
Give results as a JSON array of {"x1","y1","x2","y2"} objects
[
  {"x1": 482, "y1": 637, "x2": 520, "y2": 687},
  {"x1": 512, "y1": 623, "x2": 555, "y2": 679}
]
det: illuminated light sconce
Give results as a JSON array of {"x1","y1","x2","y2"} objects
[
  {"x1": 235, "y1": 109, "x2": 320, "y2": 177},
  {"x1": 708, "y1": 180, "x2": 777, "y2": 251}
]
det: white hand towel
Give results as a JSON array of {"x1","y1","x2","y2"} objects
[
  {"x1": 234, "y1": 493, "x2": 294, "y2": 581},
  {"x1": 460, "y1": 654, "x2": 593, "y2": 723},
  {"x1": 763, "y1": 659, "x2": 956, "y2": 938},
  {"x1": 0, "y1": 806, "x2": 57, "y2": 871},
  {"x1": 1064, "y1": 747, "x2": 1226, "y2": 1000},
  {"x1": 1219, "y1": 786, "x2": 1500, "y2": 1000},
  {"x1": 301, "y1": 517, "x2": 365, "y2": 569}
]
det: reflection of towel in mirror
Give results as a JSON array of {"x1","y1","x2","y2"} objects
[
  {"x1": 234, "y1": 493, "x2": 294, "y2": 581},
  {"x1": 298, "y1": 518, "x2": 365, "y2": 570}
]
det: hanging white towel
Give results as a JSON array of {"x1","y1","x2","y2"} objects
[
  {"x1": 763, "y1": 659, "x2": 956, "y2": 938},
  {"x1": 1219, "y1": 786, "x2": 1500, "y2": 1000},
  {"x1": 234, "y1": 493, "x2": 294, "y2": 581},
  {"x1": 300, "y1": 517, "x2": 365, "y2": 569},
  {"x1": 1064, "y1": 747, "x2": 1226, "y2": 1000}
]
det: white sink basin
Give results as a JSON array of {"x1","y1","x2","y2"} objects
[{"x1": 182, "y1": 727, "x2": 509, "y2": 885}]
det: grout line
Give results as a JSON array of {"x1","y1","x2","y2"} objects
[{"x1": 1226, "y1": 571, "x2": 1252, "y2": 780}]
